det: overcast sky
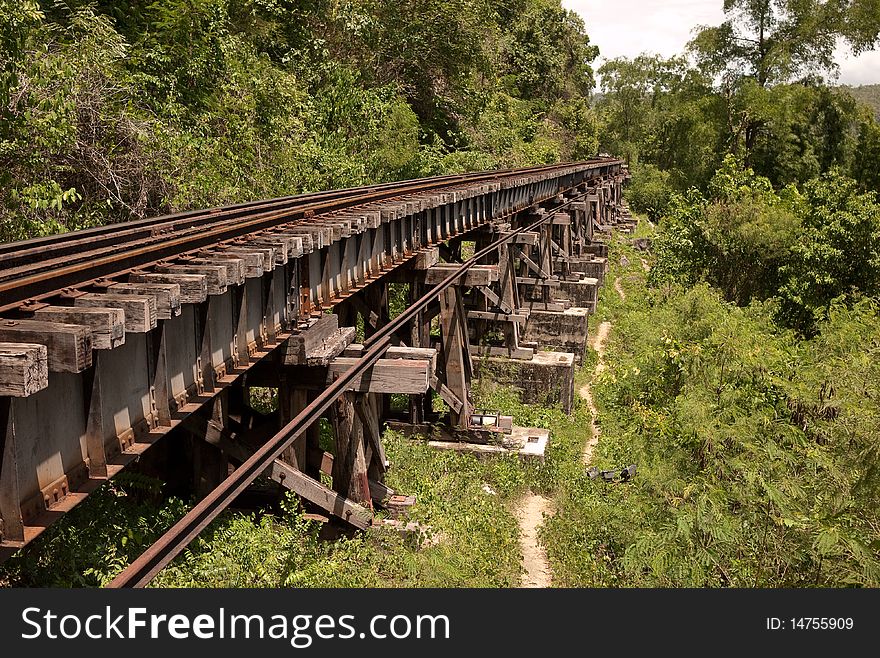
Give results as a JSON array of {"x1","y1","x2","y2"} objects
[{"x1": 562, "y1": 0, "x2": 880, "y2": 86}]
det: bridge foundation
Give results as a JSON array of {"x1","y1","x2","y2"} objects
[
  {"x1": 472, "y1": 351, "x2": 576, "y2": 413},
  {"x1": 522, "y1": 307, "x2": 590, "y2": 365}
]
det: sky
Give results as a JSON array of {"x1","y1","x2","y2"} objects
[{"x1": 562, "y1": 0, "x2": 880, "y2": 86}]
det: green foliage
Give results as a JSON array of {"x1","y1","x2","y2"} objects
[
  {"x1": 845, "y1": 83, "x2": 880, "y2": 119},
  {"x1": 624, "y1": 163, "x2": 673, "y2": 220},
  {"x1": 1, "y1": 0, "x2": 598, "y2": 243},
  {"x1": 777, "y1": 172, "x2": 880, "y2": 330},
  {"x1": 545, "y1": 239, "x2": 880, "y2": 587},
  {"x1": 688, "y1": 0, "x2": 839, "y2": 87},
  {"x1": 148, "y1": 430, "x2": 532, "y2": 588},
  {"x1": 652, "y1": 157, "x2": 880, "y2": 333},
  {"x1": 0, "y1": 477, "x2": 187, "y2": 587}
]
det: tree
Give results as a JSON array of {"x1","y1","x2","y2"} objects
[{"x1": 688, "y1": 0, "x2": 840, "y2": 88}]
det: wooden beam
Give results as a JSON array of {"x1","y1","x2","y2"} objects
[
  {"x1": 0, "y1": 319, "x2": 91, "y2": 373},
  {"x1": 72, "y1": 293, "x2": 157, "y2": 333},
  {"x1": 202, "y1": 250, "x2": 263, "y2": 278},
  {"x1": 425, "y1": 264, "x2": 498, "y2": 286},
  {"x1": 466, "y1": 310, "x2": 528, "y2": 323},
  {"x1": 413, "y1": 247, "x2": 439, "y2": 270},
  {"x1": 32, "y1": 306, "x2": 125, "y2": 350},
  {"x1": 0, "y1": 343, "x2": 48, "y2": 397},
  {"x1": 107, "y1": 282, "x2": 181, "y2": 320},
  {"x1": 191, "y1": 257, "x2": 245, "y2": 286},
  {"x1": 221, "y1": 245, "x2": 275, "y2": 272},
  {"x1": 129, "y1": 272, "x2": 208, "y2": 304},
  {"x1": 154, "y1": 264, "x2": 227, "y2": 296},
  {"x1": 327, "y1": 358, "x2": 430, "y2": 394},
  {"x1": 270, "y1": 460, "x2": 372, "y2": 530},
  {"x1": 285, "y1": 314, "x2": 356, "y2": 366},
  {"x1": 473, "y1": 285, "x2": 513, "y2": 315},
  {"x1": 516, "y1": 277, "x2": 560, "y2": 286}
]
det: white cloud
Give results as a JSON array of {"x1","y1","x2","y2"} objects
[{"x1": 562, "y1": 0, "x2": 880, "y2": 86}]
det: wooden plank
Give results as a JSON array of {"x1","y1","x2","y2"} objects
[
  {"x1": 0, "y1": 343, "x2": 48, "y2": 397},
  {"x1": 108, "y1": 282, "x2": 181, "y2": 320},
  {"x1": 202, "y1": 250, "x2": 263, "y2": 278},
  {"x1": 265, "y1": 233, "x2": 305, "y2": 258},
  {"x1": 154, "y1": 264, "x2": 227, "y2": 296},
  {"x1": 0, "y1": 319, "x2": 91, "y2": 373},
  {"x1": 343, "y1": 345, "x2": 437, "y2": 364},
  {"x1": 285, "y1": 228, "x2": 323, "y2": 251},
  {"x1": 327, "y1": 358, "x2": 430, "y2": 394},
  {"x1": 466, "y1": 310, "x2": 528, "y2": 323},
  {"x1": 33, "y1": 306, "x2": 125, "y2": 349},
  {"x1": 129, "y1": 272, "x2": 208, "y2": 304},
  {"x1": 222, "y1": 245, "x2": 275, "y2": 272},
  {"x1": 284, "y1": 314, "x2": 339, "y2": 365},
  {"x1": 250, "y1": 237, "x2": 292, "y2": 264},
  {"x1": 502, "y1": 231, "x2": 539, "y2": 245},
  {"x1": 288, "y1": 327, "x2": 355, "y2": 367},
  {"x1": 191, "y1": 257, "x2": 245, "y2": 286},
  {"x1": 517, "y1": 276, "x2": 560, "y2": 286},
  {"x1": 73, "y1": 293, "x2": 157, "y2": 333},
  {"x1": 424, "y1": 264, "x2": 499, "y2": 286},
  {"x1": 473, "y1": 284, "x2": 513, "y2": 315},
  {"x1": 551, "y1": 212, "x2": 572, "y2": 225},
  {"x1": 270, "y1": 460, "x2": 372, "y2": 530},
  {"x1": 414, "y1": 247, "x2": 439, "y2": 270},
  {"x1": 517, "y1": 249, "x2": 551, "y2": 279}
]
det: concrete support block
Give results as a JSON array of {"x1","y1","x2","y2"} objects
[
  {"x1": 522, "y1": 307, "x2": 589, "y2": 364},
  {"x1": 473, "y1": 351, "x2": 575, "y2": 413},
  {"x1": 567, "y1": 258, "x2": 607, "y2": 286},
  {"x1": 584, "y1": 243, "x2": 608, "y2": 258},
  {"x1": 557, "y1": 277, "x2": 598, "y2": 312}
]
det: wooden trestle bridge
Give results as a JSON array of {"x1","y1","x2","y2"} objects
[{"x1": 0, "y1": 159, "x2": 630, "y2": 585}]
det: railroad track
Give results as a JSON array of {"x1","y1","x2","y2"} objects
[
  {"x1": 0, "y1": 158, "x2": 626, "y2": 583},
  {"x1": 0, "y1": 160, "x2": 619, "y2": 311}
]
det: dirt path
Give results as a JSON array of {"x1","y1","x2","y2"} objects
[
  {"x1": 515, "y1": 494, "x2": 553, "y2": 587},
  {"x1": 579, "y1": 320, "x2": 611, "y2": 464},
  {"x1": 613, "y1": 276, "x2": 626, "y2": 301},
  {"x1": 514, "y1": 271, "x2": 620, "y2": 586}
]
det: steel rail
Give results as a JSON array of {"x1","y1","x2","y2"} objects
[
  {"x1": 0, "y1": 161, "x2": 609, "y2": 260},
  {"x1": 0, "y1": 161, "x2": 611, "y2": 311},
  {"x1": 106, "y1": 182, "x2": 592, "y2": 588}
]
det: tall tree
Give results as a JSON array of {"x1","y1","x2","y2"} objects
[{"x1": 689, "y1": 1, "x2": 839, "y2": 87}]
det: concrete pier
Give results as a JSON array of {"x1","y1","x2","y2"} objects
[{"x1": 473, "y1": 351, "x2": 575, "y2": 413}]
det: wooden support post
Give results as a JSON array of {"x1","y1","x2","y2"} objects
[
  {"x1": 82, "y1": 352, "x2": 107, "y2": 478},
  {"x1": 279, "y1": 371, "x2": 308, "y2": 472},
  {"x1": 330, "y1": 391, "x2": 372, "y2": 508},
  {"x1": 354, "y1": 393, "x2": 386, "y2": 483},
  {"x1": 0, "y1": 399, "x2": 24, "y2": 543},
  {"x1": 408, "y1": 282, "x2": 428, "y2": 424},
  {"x1": 147, "y1": 320, "x2": 171, "y2": 427},
  {"x1": 195, "y1": 299, "x2": 215, "y2": 395},
  {"x1": 232, "y1": 282, "x2": 248, "y2": 368},
  {"x1": 192, "y1": 391, "x2": 229, "y2": 500},
  {"x1": 438, "y1": 286, "x2": 472, "y2": 429}
]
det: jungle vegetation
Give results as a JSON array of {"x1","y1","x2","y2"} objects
[{"x1": 1, "y1": 0, "x2": 879, "y2": 588}]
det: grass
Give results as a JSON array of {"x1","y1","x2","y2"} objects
[{"x1": 0, "y1": 220, "x2": 655, "y2": 589}]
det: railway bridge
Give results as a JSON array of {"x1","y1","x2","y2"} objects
[{"x1": 0, "y1": 159, "x2": 630, "y2": 584}]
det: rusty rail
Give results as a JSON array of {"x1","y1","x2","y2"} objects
[{"x1": 106, "y1": 190, "x2": 588, "y2": 588}]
